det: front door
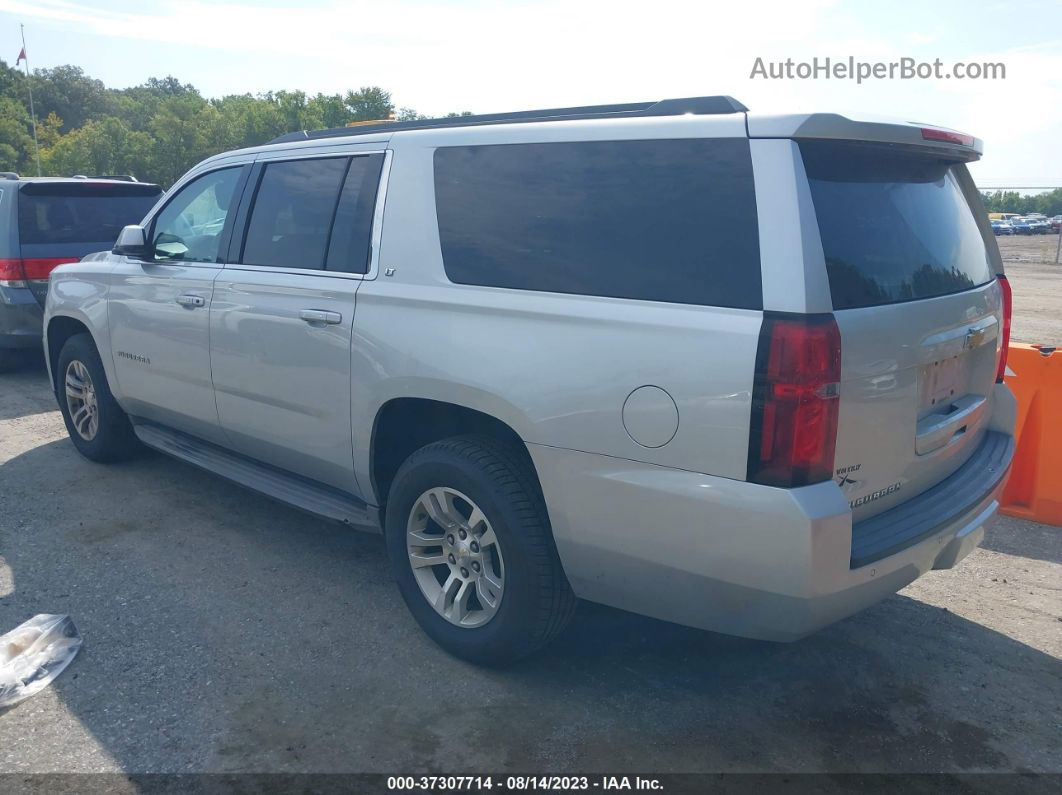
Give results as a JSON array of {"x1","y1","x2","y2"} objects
[
  {"x1": 209, "y1": 153, "x2": 385, "y2": 494},
  {"x1": 108, "y1": 165, "x2": 248, "y2": 444}
]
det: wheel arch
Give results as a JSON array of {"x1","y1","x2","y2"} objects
[
  {"x1": 46, "y1": 314, "x2": 95, "y2": 394},
  {"x1": 369, "y1": 396, "x2": 540, "y2": 514}
]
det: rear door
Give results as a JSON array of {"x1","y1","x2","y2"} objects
[
  {"x1": 209, "y1": 150, "x2": 386, "y2": 494},
  {"x1": 798, "y1": 140, "x2": 1002, "y2": 520},
  {"x1": 16, "y1": 181, "x2": 161, "y2": 305}
]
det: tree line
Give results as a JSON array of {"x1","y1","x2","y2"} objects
[
  {"x1": 0, "y1": 61, "x2": 468, "y2": 187},
  {"x1": 2, "y1": 60, "x2": 1060, "y2": 214},
  {"x1": 980, "y1": 189, "x2": 1062, "y2": 217}
]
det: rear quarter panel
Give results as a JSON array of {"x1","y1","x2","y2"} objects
[{"x1": 351, "y1": 120, "x2": 762, "y2": 499}]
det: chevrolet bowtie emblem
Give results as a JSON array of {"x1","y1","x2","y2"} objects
[{"x1": 963, "y1": 327, "x2": 987, "y2": 350}]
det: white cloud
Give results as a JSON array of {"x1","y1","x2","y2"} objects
[
  {"x1": 1, "y1": 0, "x2": 840, "y2": 110},
  {"x1": 3, "y1": 0, "x2": 1059, "y2": 186}
]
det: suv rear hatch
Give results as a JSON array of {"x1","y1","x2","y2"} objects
[
  {"x1": 15, "y1": 180, "x2": 161, "y2": 306},
  {"x1": 793, "y1": 131, "x2": 1004, "y2": 525}
]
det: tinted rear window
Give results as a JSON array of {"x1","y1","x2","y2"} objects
[
  {"x1": 434, "y1": 138, "x2": 761, "y2": 308},
  {"x1": 325, "y1": 154, "x2": 386, "y2": 274},
  {"x1": 17, "y1": 183, "x2": 161, "y2": 245},
  {"x1": 241, "y1": 157, "x2": 349, "y2": 270},
  {"x1": 800, "y1": 142, "x2": 993, "y2": 310}
]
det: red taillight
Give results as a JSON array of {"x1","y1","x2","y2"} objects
[
  {"x1": 0, "y1": 257, "x2": 78, "y2": 285},
  {"x1": 0, "y1": 259, "x2": 23, "y2": 283},
  {"x1": 920, "y1": 127, "x2": 974, "y2": 147},
  {"x1": 22, "y1": 258, "x2": 79, "y2": 279},
  {"x1": 996, "y1": 274, "x2": 1013, "y2": 383},
  {"x1": 748, "y1": 313, "x2": 842, "y2": 488}
]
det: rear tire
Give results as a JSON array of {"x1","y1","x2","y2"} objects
[
  {"x1": 56, "y1": 334, "x2": 140, "y2": 462},
  {"x1": 385, "y1": 435, "x2": 576, "y2": 665}
]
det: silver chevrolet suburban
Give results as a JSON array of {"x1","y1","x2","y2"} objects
[{"x1": 43, "y1": 96, "x2": 1016, "y2": 664}]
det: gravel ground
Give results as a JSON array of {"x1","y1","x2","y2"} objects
[
  {"x1": 998, "y1": 233, "x2": 1062, "y2": 345},
  {"x1": 0, "y1": 361, "x2": 1059, "y2": 776}
]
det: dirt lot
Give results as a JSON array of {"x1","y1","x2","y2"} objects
[
  {"x1": 0, "y1": 242, "x2": 1060, "y2": 778},
  {"x1": 998, "y1": 233, "x2": 1062, "y2": 345}
]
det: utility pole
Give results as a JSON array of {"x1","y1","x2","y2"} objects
[{"x1": 20, "y1": 24, "x2": 41, "y2": 176}]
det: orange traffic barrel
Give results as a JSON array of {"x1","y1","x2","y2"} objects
[{"x1": 1000, "y1": 343, "x2": 1062, "y2": 526}]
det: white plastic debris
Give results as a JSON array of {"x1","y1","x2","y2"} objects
[{"x1": 0, "y1": 614, "x2": 82, "y2": 708}]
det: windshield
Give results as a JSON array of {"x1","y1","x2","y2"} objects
[{"x1": 800, "y1": 141, "x2": 994, "y2": 310}]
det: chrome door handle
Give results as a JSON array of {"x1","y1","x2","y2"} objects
[
  {"x1": 299, "y1": 309, "x2": 342, "y2": 325},
  {"x1": 175, "y1": 294, "x2": 205, "y2": 308}
]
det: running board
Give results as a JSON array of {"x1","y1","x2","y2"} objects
[{"x1": 133, "y1": 422, "x2": 380, "y2": 532}]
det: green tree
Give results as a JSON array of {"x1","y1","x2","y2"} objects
[
  {"x1": 214, "y1": 93, "x2": 286, "y2": 150},
  {"x1": 307, "y1": 93, "x2": 351, "y2": 128},
  {"x1": 0, "y1": 96, "x2": 35, "y2": 172},
  {"x1": 0, "y1": 59, "x2": 24, "y2": 98},
  {"x1": 982, "y1": 189, "x2": 1062, "y2": 217},
  {"x1": 28, "y1": 65, "x2": 114, "y2": 131},
  {"x1": 38, "y1": 112, "x2": 63, "y2": 149},
  {"x1": 344, "y1": 86, "x2": 393, "y2": 121},
  {"x1": 149, "y1": 94, "x2": 216, "y2": 185},
  {"x1": 111, "y1": 76, "x2": 201, "y2": 132},
  {"x1": 0, "y1": 61, "x2": 427, "y2": 185},
  {"x1": 40, "y1": 116, "x2": 155, "y2": 180}
]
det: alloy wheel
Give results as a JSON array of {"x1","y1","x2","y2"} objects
[
  {"x1": 65, "y1": 359, "x2": 99, "y2": 441},
  {"x1": 406, "y1": 486, "x2": 505, "y2": 628}
]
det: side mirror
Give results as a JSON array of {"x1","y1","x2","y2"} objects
[{"x1": 112, "y1": 225, "x2": 152, "y2": 259}]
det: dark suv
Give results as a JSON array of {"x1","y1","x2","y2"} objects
[{"x1": 0, "y1": 174, "x2": 162, "y2": 370}]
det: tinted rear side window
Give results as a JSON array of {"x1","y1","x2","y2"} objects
[
  {"x1": 434, "y1": 139, "x2": 761, "y2": 308},
  {"x1": 241, "y1": 157, "x2": 349, "y2": 270},
  {"x1": 326, "y1": 153, "x2": 385, "y2": 273},
  {"x1": 17, "y1": 183, "x2": 161, "y2": 245},
  {"x1": 800, "y1": 141, "x2": 993, "y2": 310}
]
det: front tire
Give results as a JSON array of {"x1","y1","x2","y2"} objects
[
  {"x1": 385, "y1": 435, "x2": 576, "y2": 665},
  {"x1": 56, "y1": 334, "x2": 140, "y2": 462}
]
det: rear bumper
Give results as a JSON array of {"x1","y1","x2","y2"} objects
[
  {"x1": 0, "y1": 285, "x2": 44, "y2": 350},
  {"x1": 529, "y1": 430, "x2": 1014, "y2": 642}
]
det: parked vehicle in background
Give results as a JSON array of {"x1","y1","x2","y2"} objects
[
  {"x1": 1009, "y1": 218, "x2": 1036, "y2": 235},
  {"x1": 991, "y1": 220, "x2": 1014, "y2": 235},
  {"x1": 0, "y1": 175, "x2": 162, "y2": 371},
  {"x1": 43, "y1": 99, "x2": 1015, "y2": 664},
  {"x1": 1019, "y1": 214, "x2": 1050, "y2": 234},
  {"x1": 1051, "y1": 216, "x2": 1061, "y2": 232}
]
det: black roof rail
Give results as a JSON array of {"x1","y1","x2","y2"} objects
[
  {"x1": 268, "y1": 95, "x2": 748, "y2": 145},
  {"x1": 89, "y1": 174, "x2": 138, "y2": 182}
]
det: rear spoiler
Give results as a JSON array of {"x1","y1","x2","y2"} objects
[{"x1": 747, "y1": 112, "x2": 982, "y2": 161}]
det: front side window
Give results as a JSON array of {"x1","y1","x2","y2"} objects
[
  {"x1": 152, "y1": 168, "x2": 243, "y2": 263},
  {"x1": 433, "y1": 138, "x2": 761, "y2": 308},
  {"x1": 240, "y1": 157, "x2": 350, "y2": 270}
]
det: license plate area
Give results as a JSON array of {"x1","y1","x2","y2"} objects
[{"x1": 918, "y1": 354, "x2": 973, "y2": 416}]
